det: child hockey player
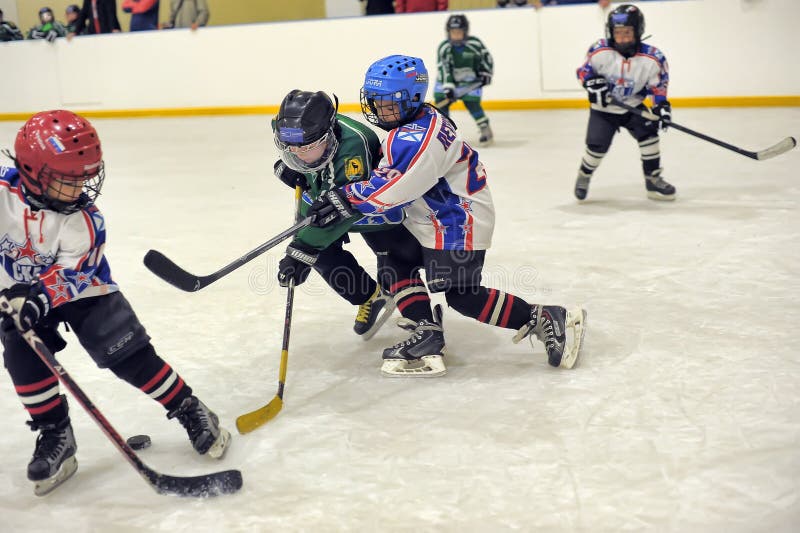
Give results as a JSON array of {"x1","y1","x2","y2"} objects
[
  {"x1": 0, "y1": 110, "x2": 231, "y2": 496},
  {"x1": 433, "y1": 14, "x2": 495, "y2": 146},
  {"x1": 574, "y1": 4, "x2": 675, "y2": 201},
  {"x1": 305, "y1": 55, "x2": 587, "y2": 377}
]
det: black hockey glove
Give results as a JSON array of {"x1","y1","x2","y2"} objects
[
  {"x1": 652, "y1": 101, "x2": 672, "y2": 131},
  {"x1": 277, "y1": 242, "x2": 318, "y2": 288},
  {"x1": 308, "y1": 188, "x2": 356, "y2": 228},
  {"x1": 0, "y1": 283, "x2": 50, "y2": 332},
  {"x1": 273, "y1": 160, "x2": 310, "y2": 191},
  {"x1": 443, "y1": 88, "x2": 456, "y2": 102},
  {"x1": 583, "y1": 75, "x2": 610, "y2": 107},
  {"x1": 479, "y1": 72, "x2": 492, "y2": 87}
]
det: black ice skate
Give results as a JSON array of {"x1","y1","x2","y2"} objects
[
  {"x1": 27, "y1": 416, "x2": 78, "y2": 496},
  {"x1": 353, "y1": 287, "x2": 396, "y2": 340},
  {"x1": 575, "y1": 172, "x2": 591, "y2": 201},
  {"x1": 513, "y1": 304, "x2": 587, "y2": 369},
  {"x1": 167, "y1": 396, "x2": 231, "y2": 459},
  {"x1": 478, "y1": 123, "x2": 494, "y2": 147},
  {"x1": 645, "y1": 169, "x2": 676, "y2": 201},
  {"x1": 381, "y1": 305, "x2": 446, "y2": 377}
]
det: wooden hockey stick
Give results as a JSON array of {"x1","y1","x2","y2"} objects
[
  {"x1": 236, "y1": 186, "x2": 303, "y2": 434},
  {"x1": 144, "y1": 216, "x2": 311, "y2": 292},
  {"x1": 611, "y1": 98, "x2": 797, "y2": 161},
  {"x1": 434, "y1": 81, "x2": 485, "y2": 107},
  {"x1": 0, "y1": 296, "x2": 242, "y2": 497}
]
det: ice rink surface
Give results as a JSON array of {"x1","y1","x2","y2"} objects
[{"x1": 0, "y1": 107, "x2": 797, "y2": 532}]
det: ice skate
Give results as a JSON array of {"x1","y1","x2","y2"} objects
[
  {"x1": 574, "y1": 172, "x2": 591, "y2": 201},
  {"x1": 645, "y1": 169, "x2": 676, "y2": 201},
  {"x1": 27, "y1": 416, "x2": 78, "y2": 496},
  {"x1": 353, "y1": 287, "x2": 396, "y2": 340},
  {"x1": 381, "y1": 305, "x2": 446, "y2": 377},
  {"x1": 478, "y1": 123, "x2": 494, "y2": 147},
  {"x1": 167, "y1": 396, "x2": 231, "y2": 459},
  {"x1": 513, "y1": 304, "x2": 587, "y2": 369}
]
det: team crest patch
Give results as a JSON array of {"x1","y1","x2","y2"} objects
[
  {"x1": 397, "y1": 123, "x2": 426, "y2": 142},
  {"x1": 345, "y1": 156, "x2": 364, "y2": 179}
]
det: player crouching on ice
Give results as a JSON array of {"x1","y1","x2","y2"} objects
[
  {"x1": 574, "y1": 4, "x2": 675, "y2": 201},
  {"x1": 305, "y1": 55, "x2": 587, "y2": 377},
  {"x1": 0, "y1": 111, "x2": 231, "y2": 496}
]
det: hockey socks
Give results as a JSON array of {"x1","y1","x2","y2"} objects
[
  {"x1": 110, "y1": 344, "x2": 192, "y2": 412},
  {"x1": 389, "y1": 277, "x2": 433, "y2": 324},
  {"x1": 445, "y1": 287, "x2": 532, "y2": 331}
]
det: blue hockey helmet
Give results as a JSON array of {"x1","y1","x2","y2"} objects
[{"x1": 360, "y1": 55, "x2": 429, "y2": 131}]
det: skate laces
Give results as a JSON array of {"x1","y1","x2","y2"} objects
[
  {"x1": 356, "y1": 289, "x2": 380, "y2": 324},
  {"x1": 28, "y1": 420, "x2": 69, "y2": 462},
  {"x1": 388, "y1": 319, "x2": 440, "y2": 349},
  {"x1": 167, "y1": 397, "x2": 215, "y2": 441}
]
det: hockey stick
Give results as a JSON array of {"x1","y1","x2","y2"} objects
[
  {"x1": 144, "y1": 216, "x2": 312, "y2": 292},
  {"x1": 434, "y1": 81, "x2": 484, "y2": 107},
  {"x1": 610, "y1": 98, "x2": 797, "y2": 161},
  {"x1": 0, "y1": 296, "x2": 243, "y2": 497},
  {"x1": 236, "y1": 186, "x2": 303, "y2": 434}
]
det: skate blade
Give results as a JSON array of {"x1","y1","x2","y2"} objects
[
  {"x1": 560, "y1": 308, "x2": 588, "y2": 369},
  {"x1": 479, "y1": 139, "x2": 494, "y2": 148},
  {"x1": 33, "y1": 456, "x2": 77, "y2": 497},
  {"x1": 359, "y1": 298, "x2": 397, "y2": 341},
  {"x1": 647, "y1": 190, "x2": 676, "y2": 201},
  {"x1": 381, "y1": 354, "x2": 446, "y2": 378},
  {"x1": 207, "y1": 427, "x2": 232, "y2": 460}
]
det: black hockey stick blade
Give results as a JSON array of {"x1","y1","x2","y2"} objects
[
  {"x1": 144, "y1": 216, "x2": 312, "y2": 292},
  {"x1": 146, "y1": 468, "x2": 243, "y2": 497},
  {"x1": 609, "y1": 98, "x2": 797, "y2": 161}
]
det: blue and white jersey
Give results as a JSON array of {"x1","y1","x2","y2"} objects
[
  {"x1": 0, "y1": 166, "x2": 117, "y2": 307},
  {"x1": 577, "y1": 39, "x2": 669, "y2": 114},
  {"x1": 343, "y1": 106, "x2": 495, "y2": 251}
]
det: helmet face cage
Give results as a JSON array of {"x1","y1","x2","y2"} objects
[
  {"x1": 275, "y1": 129, "x2": 339, "y2": 172},
  {"x1": 360, "y1": 55, "x2": 428, "y2": 131},
  {"x1": 606, "y1": 5, "x2": 644, "y2": 57}
]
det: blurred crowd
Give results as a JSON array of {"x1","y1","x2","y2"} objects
[
  {"x1": 0, "y1": 0, "x2": 210, "y2": 42},
  {"x1": 360, "y1": 0, "x2": 631, "y2": 15}
]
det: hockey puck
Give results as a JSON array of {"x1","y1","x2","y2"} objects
[{"x1": 126, "y1": 434, "x2": 152, "y2": 450}]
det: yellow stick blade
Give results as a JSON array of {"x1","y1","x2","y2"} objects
[{"x1": 235, "y1": 397, "x2": 283, "y2": 434}]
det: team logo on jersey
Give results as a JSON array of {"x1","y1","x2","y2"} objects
[
  {"x1": 397, "y1": 123, "x2": 426, "y2": 142},
  {"x1": 344, "y1": 156, "x2": 364, "y2": 179},
  {"x1": 0, "y1": 235, "x2": 55, "y2": 283},
  {"x1": 46, "y1": 136, "x2": 65, "y2": 153}
]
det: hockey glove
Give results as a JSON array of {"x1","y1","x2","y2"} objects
[
  {"x1": 479, "y1": 72, "x2": 492, "y2": 87},
  {"x1": 277, "y1": 242, "x2": 318, "y2": 287},
  {"x1": 0, "y1": 283, "x2": 50, "y2": 332},
  {"x1": 308, "y1": 188, "x2": 356, "y2": 228},
  {"x1": 273, "y1": 160, "x2": 310, "y2": 191},
  {"x1": 443, "y1": 88, "x2": 456, "y2": 103},
  {"x1": 583, "y1": 75, "x2": 610, "y2": 107},
  {"x1": 652, "y1": 101, "x2": 672, "y2": 131}
]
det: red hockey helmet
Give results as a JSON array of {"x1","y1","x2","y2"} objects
[{"x1": 12, "y1": 110, "x2": 104, "y2": 213}]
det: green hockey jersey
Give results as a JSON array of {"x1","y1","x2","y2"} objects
[{"x1": 436, "y1": 36, "x2": 494, "y2": 90}]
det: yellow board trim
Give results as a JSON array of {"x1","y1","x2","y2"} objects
[{"x1": 0, "y1": 96, "x2": 797, "y2": 121}]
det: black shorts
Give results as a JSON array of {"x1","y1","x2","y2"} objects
[
  {"x1": 20, "y1": 291, "x2": 151, "y2": 369},
  {"x1": 586, "y1": 106, "x2": 659, "y2": 151}
]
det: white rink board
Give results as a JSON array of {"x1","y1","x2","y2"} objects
[{"x1": 0, "y1": 107, "x2": 798, "y2": 531}]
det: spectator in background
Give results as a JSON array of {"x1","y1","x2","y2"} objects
[
  {"x1": 164, "y1": 0, "x2": 210, "y2": 30},
  {"x1": 0, "y1": 9, "x2": 24, "y2": 41},
  {"x1": 71, "y1": 0, "x2": 121, "y2": 35},
  {"x1": 395, "y1": 0, "x2": 448, "y2": 13},
  {"x1": 361, "y1": 0, "x2": 395, "y2": 15},
  {"x1": 64, "y1": 5, "x2": 86, "y2": 35},
  {"x1": 27, "y1": 7, "x2": 68, "y2": 42},
  {"x1": 497, "y1": 0, "x2": 539, "y2": 7},
  {"x1": 122, "y1": 0, "x2": 159, "y2": 31}
]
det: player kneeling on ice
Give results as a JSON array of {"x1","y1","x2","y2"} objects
[
  {"x1": 574, "y1": 4, "x2": 675, "y2": 201},
  {"x1": 305, "y1": 55, "x2": 587, "y2": 377},
  {"x1": 272, "y1": 90, "x2": 404, "y2": 340},
  {"x1": 0, "y1": 111, "x2": 231, "y2": 496}
]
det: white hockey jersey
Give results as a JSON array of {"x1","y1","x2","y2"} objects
[
  {"x1": 0, "y1": 166, "x2": 117, "y2": 307},
  {"x1": 343, "y1": 106, "x2": 495, "y2": 251},
  {"x1": 577, "y1": 39, "x2": 669, "y2": 114}
]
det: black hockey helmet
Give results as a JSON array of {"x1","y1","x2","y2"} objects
[
  {"x1": 606, "y1": 4, "x2": 645, "y2": 58},
  {"x1": 274, "y1": 90, "x2": 340, "y2": 172},
  {"x1": 446, "y1": 14, "x2": 469, "y2": 45}
]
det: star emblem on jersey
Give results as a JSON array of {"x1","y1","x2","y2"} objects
[
  {"x1": 0, "y1": 234, "x2": 55, "y2": 283},
  {"x1": 458, "y1": 199, "x2": 473, "y2": 212},
  {"x1": 15, "y1": 238, "x2": 41, "y2": 263},
  {"x1": 397, "y1": 123, "x2": 426, "y2": 142},
  {"x1": 70, "y1": 272, "x2": 93, "y2": 290},
  {"x1": 46, "y1": 277, "x2": 72, "y2": 305}
]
